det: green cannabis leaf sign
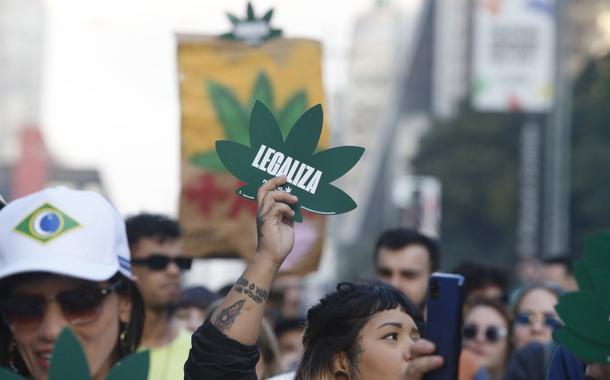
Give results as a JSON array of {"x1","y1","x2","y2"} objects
[
  {"x1": 0, "y1": 329, "x2": 149, "y2": 380},
  {"x1": 216, "y1": 101, "x2": 364, "y2": 223},
  {"x1": 554, "y1": 231, "x2": 610, "y2": 363}
]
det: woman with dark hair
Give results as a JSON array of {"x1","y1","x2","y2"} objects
[
  {"x1": 184, "y1": 177, "x2": 443, "y2": 380},
  {"x1": 295, "y1": 281, "x2": 424, "y2": 379},
  {"x1": 0, "y1": 188, "x2": 144, "y2": 379}
]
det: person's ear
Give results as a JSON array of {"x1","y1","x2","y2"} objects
[
  {"x1": 118, "y1": 293, "x2": 133, "y2": 324},
  {"x1": 333, "y1": 352, "x2": 350, "y2": 379}
]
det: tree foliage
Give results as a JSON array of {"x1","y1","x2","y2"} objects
[{"x1": 412, "y1": 51, "x2": 610, "y2": 267}]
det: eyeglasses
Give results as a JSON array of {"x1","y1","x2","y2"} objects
[
  {"x1": 462, "y1": 324, "x2": 508, "y2": 343},
  {"x1": 514, "y1": 312, "x2": 562, "y2": 329},
  {"x1": 131, "y1": 254, "x2": 193, "y2": 271},
  {"x1": 0, "y1": 282, "x2": 123, "y2": 334}
]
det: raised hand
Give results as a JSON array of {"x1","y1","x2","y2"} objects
[{"x1": 255, "y1": 176, "x2": 298, "y2": 267}]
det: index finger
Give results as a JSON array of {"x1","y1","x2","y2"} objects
[
  {"x1": 410, "y1": 339, "x2": 436, "y2": 358},
  {"x1": 257, "y1": 176, "x2": 289, "y2": 207}
]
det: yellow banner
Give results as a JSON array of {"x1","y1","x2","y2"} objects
[{"x1": 178, "y1": 37, "x2": 328, "y2": 275}]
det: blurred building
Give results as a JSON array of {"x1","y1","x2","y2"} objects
[
  {"x1": 0, "y1": 0, "x2": 105, "y2": 202},
  {"x1": 0, "y1": 128, "x2": 106, "y2": 202},
  {"x1": 0, "y1": 0, "x2": 43, "y2": 163},
  {"x1": 334, "y1": 0, "x2": 610, "y2": 278}
]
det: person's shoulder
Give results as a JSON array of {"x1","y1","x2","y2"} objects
[{"x1": 173, "y1": 328, "x2": 193, "y2": 349}]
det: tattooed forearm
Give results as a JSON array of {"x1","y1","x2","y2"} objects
[
  {"x1": 234, "y1": 275, "x2": 269, "y2": 304},
  {"x1": 212, "y1": 300, "x2": 245, "y2": 332}
]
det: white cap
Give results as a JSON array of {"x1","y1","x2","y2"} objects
[{"x1": 0, "y1": 188, "x2": 131, "y2": 281}]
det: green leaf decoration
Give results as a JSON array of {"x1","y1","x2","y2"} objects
[
  {"x1": 262, "y1": 9, "x2": 274, "y2": 23},
  {"x1": 191, "y1": 72, "x2": 309, "y2": 172},
  {"x1": 215, "y1": 101, "x2": 364, "y2": 223},
  {"x1": 227, "y1": 13, "x2": 240, "y2": 25},
  {"x1": 105, "y1": 351, "x2": 150, "y2": 380},
  {"x1": 219, "y1": 2, "x2": 283, "y2": 43},
  {"x1": 246, "y1": 3, "x2": 255, "y2": 21},
  {"x1": 555, "y1": 292, "x2": 610, "y2": 346},
  {"x1": 0, "y1": 367, "x2": 25, "y2": 380},
  {"x1": 49, "y1": 329, "x2": 91, "y2": 380},
  {"x1": 555, "y1": 230, "x2": 610, "y2": 363},
  {"x1": 554, "y1": 327, "x2": 610, "y2": 364}
]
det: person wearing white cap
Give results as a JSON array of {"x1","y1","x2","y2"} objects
[{"x1": 0, "y1": 188, "x2": 145, "y2": 379}]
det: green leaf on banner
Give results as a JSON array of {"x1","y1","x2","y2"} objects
[
  {"x1": 190, "y1": 151, "x2": 226, "y2": 172},
  {"x1": 250, "y1": 72, "x2": 274, "y2": 112},
  {"x1": 216, "y1": 101, "x2": 364, "y2": 222},
  {"x1": 206, "y1": 81, "x2": 249, "y2": 145},
  {"x1": 105, "y1": 351, "x2": 150, "y2": 380},
  {"x1": 278, "y1": 91, "x2": 308, "y2": 138}
]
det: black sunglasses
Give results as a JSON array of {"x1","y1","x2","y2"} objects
[
  {"x1": 0, "y1": 282, "x2": 123, "y2": 334},
  {"x1": 131, "y1": 254, "x2": 193, "y2": 271},
  {"x1": 462, "y1": 323, "x2": 508, "y2": 343}
]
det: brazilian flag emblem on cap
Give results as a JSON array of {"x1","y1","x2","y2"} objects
[{"x1": 14, "y1": 203, "x2": 81, "y2": 243}]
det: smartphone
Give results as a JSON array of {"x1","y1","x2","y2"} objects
[{"x1": 422, "y1": 273, "x2": 465, "y2": 380}]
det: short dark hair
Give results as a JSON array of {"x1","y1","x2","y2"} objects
[
  {"x1": 373, "y1": 228, "x2": 440, "y2": 272},
  {"x1": 295, "y1": 282, "x2": 423, "y2": 380},
  {"x1": 125, "y1": 213, "x2": 181, "y2": 249},
  {"x1": 452, "y1": 261, "x2": 511, "y2": 302}
]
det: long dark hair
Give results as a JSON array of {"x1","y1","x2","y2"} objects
[
  {"x1": 0, "y1": 272, "x2": 144, "y2": 377},
  {"x1": 295, "y1": 281, "x2": 424, "y2": 380}
]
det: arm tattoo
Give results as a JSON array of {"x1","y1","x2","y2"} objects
[
  {"x1": 212, "y1": 300, "x2": 245, "y2": 333},
  {"x1": 256, "y1": 213, "x2": 266, "y2": 242},
  {"x1": 234, "y1": 275, "x2": 269, "y2": 304}
]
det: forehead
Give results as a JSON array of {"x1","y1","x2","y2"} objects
[
  {"x1": 518, "y1": 288, "x2": 558, "y2": 312},
  {"x1": 376, "y1": 245, "x2": 430, "y2": 269},
  {"x1": 131, "y1": 236, "x2": 181, "y2": 258},
  {"x1": 465, "y1": 305, "x2": 507, "y2": 327},
  {"x1": 10, "y1": 274, "x2": 97, "y2": 295},
  {"x1": 360, "y1": 308, "x2": 417, "y2": 334}
]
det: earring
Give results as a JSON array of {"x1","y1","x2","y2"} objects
[
  {"x1": 120, "y1": 326, "x2": 129, "y2": 353},
  {"x1": 8, "y1": 337, "x2": 19, "y2": 373}
]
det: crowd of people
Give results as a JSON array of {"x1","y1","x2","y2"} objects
[{"x1": 0, "y1": 178, "x2": 609, "y2": 379}]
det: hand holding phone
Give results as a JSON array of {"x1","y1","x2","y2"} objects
[{"x1": 422, "y1": 273, "x2": 465, "y2": 380}]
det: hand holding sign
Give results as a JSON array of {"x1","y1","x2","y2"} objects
[{"x1": 216, "y1": 101, "x2": 364, "y2": 222}]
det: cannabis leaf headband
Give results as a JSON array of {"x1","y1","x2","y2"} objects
[{"x1": 216, "y1": 101, "x2": 364, "y2": 222}]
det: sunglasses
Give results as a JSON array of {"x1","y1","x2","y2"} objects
[
  {"x1": 514, "y1": 312, "x2": 562, "y2": 329},
  {"x1": 131, "y1": 254, "x2": 193, "y2": 271},
  {"x1": 462, "y1": 324, "x2": 508, "y2": 343},
  {"x1": 0, "y1": 282, "x2": 122, "y2": 334}
]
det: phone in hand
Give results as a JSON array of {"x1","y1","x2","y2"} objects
[{"x1": 422, "y1": 273, "x2": 465, "y2": 380}]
